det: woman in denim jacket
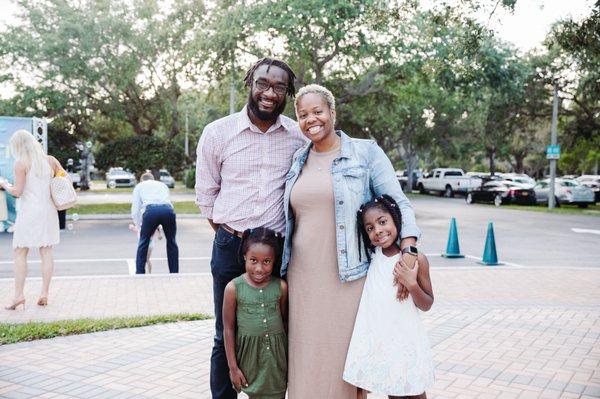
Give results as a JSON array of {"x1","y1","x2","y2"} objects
[{"x1": 283, "y1": 84, "x2": 421, "y2": 398}]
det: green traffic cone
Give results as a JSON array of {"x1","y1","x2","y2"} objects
[
  {"x1": 478, "y1": 222, "x2": 503, "y2": 265},
  {"x1": 442, "y1": 217, "x2": 464, "y2": 258}
]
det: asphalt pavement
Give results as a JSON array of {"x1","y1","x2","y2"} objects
[{"x1": 0, "y1": 195, "x2": 598, "y2": 278}]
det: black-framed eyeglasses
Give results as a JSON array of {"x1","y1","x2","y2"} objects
[{"x1": 254, "y1": 79, "x2": 288, "y2": 95}]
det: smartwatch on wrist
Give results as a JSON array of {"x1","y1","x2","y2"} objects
[{"x1": 401, "y1": 246, "x2": 418, "y2": 256}]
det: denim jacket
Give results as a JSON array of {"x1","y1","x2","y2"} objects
[{"x1": 281, "y1": 131, "x2": 421, "y2": 282}]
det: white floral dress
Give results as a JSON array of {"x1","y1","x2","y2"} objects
[{"x1": 343, "y1": 247, "x2": 435, "y2": 396}]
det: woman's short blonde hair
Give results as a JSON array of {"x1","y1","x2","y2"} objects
[{"x1": 294, "y1": 84, "x2": 336, "y2": 114}]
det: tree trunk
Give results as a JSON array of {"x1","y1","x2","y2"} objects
[
  {"x1": 488, "y1": 147, "x2": 496, "y2": 176},
  {"x1": 514, "y1": 153, "x2": 526, "y2": 174},
  {"x1": 406, "y1": 153, "x2": 419, "y2": 193}
]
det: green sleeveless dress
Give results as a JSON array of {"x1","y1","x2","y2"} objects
[{"x1": 234, "y1": 275, "x2": 287, "y2": 399}]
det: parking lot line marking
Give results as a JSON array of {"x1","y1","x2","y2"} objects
[
  {"x1": 0, "y1": 256, "x2": 211, "y2": 265},
  {"x1": 127, "y1": 259, "x2": 136, "y2": 275},
  {"x1": 571, "y1": 228, "x2": 600, "y2": 235}
]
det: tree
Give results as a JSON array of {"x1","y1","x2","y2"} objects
[
  {"x1": 544, "y1": 4, "x2": 600, "y2": 173},
  {"x1": 0, "y1": 0, "x2": 208, "y2": 138}
]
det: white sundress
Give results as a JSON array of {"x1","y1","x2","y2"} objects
[
  {"x1": 343, "y1": 247, "x2": 435, "y2": 396},
  {"x1": 12, "y1": 160, "x2": 59, "y2": 249}
]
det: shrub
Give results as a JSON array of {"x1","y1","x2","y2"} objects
[
  {"x1": 95, "y1": 135, "x2": 185, "y2": 177},
  {"x1": 184, "y1": 167, "x2": 196, "y2": 189}
]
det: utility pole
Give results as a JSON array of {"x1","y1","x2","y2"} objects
[
  {"x1": 548, "y1": 80, "x2": 559, "y2": 209},
  {"x1": 184, "y1": 110, "x2": 189, "y2": 158}
]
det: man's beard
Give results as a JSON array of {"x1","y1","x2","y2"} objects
[{"x1": 248, "y1": 92, "x2": 287, "y2": 122}]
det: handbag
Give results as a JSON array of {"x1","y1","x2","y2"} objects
[
  {"x1": 50, "y1": 171, "x2": 77, "y2": 210},
  {"x1": 0, "y1": 190, "x2": 7, "y2": 222}
]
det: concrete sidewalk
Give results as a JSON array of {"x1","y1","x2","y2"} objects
[{"x1": 1, "y1": 261, "x2": 599, "y2": 398}]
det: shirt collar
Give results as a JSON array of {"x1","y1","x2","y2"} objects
[{"x1": 236, "y1": 104, "x2": 294, "y2": 135}]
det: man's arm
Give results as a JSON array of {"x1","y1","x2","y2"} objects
[
  {"x1": 195, "y1": 129, "x2": 222, "y2": 232},
  {"x1": 131, "y1": 185, "x2": 142, "y2": 228}
]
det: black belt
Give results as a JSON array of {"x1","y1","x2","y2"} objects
[{"x1": 221, "y1": 224, "x2": 244, "y2": 238}]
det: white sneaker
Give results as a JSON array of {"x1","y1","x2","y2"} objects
[{"x1": 6, "y1": 225, "x2": 15, "y2": 233}]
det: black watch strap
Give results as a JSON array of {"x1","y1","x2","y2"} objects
[{"x1": 401, "y1": 246, "x2": 418, "y2": 256}]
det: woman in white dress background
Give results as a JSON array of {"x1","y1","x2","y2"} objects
[
  {"x1": 343, "y1": 194, "x2": 435, "y2": 398},
  {"x1": 1, "y1": 130, "x2": 65, "y2": 309}
]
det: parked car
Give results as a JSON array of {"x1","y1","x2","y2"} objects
[
  {"x1": 106, "y1": 167, "x2": 136, "y2": 188},
  {"x1": 417, "y1": 168, "x2": 481, "y2": 197},
  {"x1": 576, "y1": 175, "x2": 600, "y2": 202},
  {"x1": 466, "y1": 180, "x2": 536, "y2": 206},
  {"x1": 498, "y1": 173, "x2": 536, "y2": 188},
  {"x1": 68, "y1": 171, "x2": 81, "y2": 189},
  {"x1": 159, "y1": 169, "x2": 175, "y2": 188},
  {"x1": 396, "y1": 169, "x2": 422, "y2": 191},
  {"x1": 534, "y1": 178, "x2": 595, "y2": 207}
]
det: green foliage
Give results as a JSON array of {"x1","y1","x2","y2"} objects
[
  {"x1": 71, "y1": 201, "x2": 199, "y2": 215},
  {"x1": 0, "y1": 0, "x2": 208, "y2": 139},
  {"x1": 95, "y1": 136, "x2": 185, "y2": 177},
  {"x1": 184, "y1": 168, "x2": 196, "y2": 189},
  {"x1": 0, "y1": 313, "x2": 211, "y2": 345},
  {"x1": 47, "y1": 124, "x2": 80, "y2": 165}
]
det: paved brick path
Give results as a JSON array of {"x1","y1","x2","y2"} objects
[{"x1": 1, "y1": 261, "x2": 599, "y2": 398}]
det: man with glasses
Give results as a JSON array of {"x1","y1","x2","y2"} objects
[{"x1": 195, "y1": 57, "x2": 306, "y2": 399}]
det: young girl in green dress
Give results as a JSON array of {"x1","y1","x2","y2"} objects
[{"x1": 223, "y1": 227, "x2": 288, "y2": 399}]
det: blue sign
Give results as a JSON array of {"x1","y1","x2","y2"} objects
[{"x1": 546, "y1": 145, "x2": 560, "y2": 160}]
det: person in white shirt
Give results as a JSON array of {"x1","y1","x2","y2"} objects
[{"x1": 131, "y1": 172, "x2": 178, "y2": 273}]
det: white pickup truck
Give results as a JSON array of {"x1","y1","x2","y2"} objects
[{"x1": 417, "y1": 168, "x2": 482, "y2": 197}]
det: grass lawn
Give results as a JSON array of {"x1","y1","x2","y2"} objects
[
  {"x1": 0, "y1": 313, "x2": 211, "y2": 345},
  {"x1": 88, "y1": 180, "x2": 194, "y2": 194},
  {"x1": 71, "y1": 201, "x2": 199, "y2": 215}
]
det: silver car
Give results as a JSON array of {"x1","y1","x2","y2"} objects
[
  {"x1": 576, "y1": 175, "x2": 600, "y2": 202},
  {"x1": 106, "y1": 167, "x2": 137, "y2": 188},
  {"x1": 534, "y1": 178, "x2": 595, "y2": 208},
  {"x1": 159, "y1": 169, "x2": 175, "y2": 188}
]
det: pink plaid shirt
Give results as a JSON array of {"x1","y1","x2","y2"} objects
[{"x1": 195, "y1": 106, "x2": 307, "y2": 233}]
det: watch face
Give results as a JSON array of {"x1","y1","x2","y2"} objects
[{"x1": 410, "y1": 246, "x2": 418, "y2": 254}]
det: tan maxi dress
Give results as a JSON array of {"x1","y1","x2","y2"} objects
[{"x1": 287, "y1": 147, "x2": 366, "y2": 398}]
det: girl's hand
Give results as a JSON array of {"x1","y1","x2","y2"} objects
[
  {"x1": 229, "y1": 367, "x2": 248, "y2": 392},
  {"x1": 395, "y1": 283, "x2": 409, "y2": 301},
  {"x1": 393, "y1": 258, "x2": 419, "y2": 290}
]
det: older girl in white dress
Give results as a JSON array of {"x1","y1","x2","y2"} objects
[
  {"x1": 1, "y1": 130, "x2": 65, "y2": 309},
  {"x1": 343, "y1": 195, "x2": 435, "y2": 398}
]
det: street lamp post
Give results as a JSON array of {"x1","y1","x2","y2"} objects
[{"x1": 548, "y1": 80, "x2": 559, "y2": 209}]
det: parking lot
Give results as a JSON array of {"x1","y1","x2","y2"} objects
[{"x1": 1, "y1": 195, "x2": 598, "y2": 278}]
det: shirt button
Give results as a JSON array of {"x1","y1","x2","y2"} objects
[
  {"x1": 265, "y1": 333, "x2": 269, "y2": 337},
  {"x1": 341, "y1": 249, "x2": 346, "y2": 254},
  {"x1": 339, "y1": 200, "x2": 344, "y2": 205},
  {"x1": 259, "y1": 289, "x2": 263, "y2": 293},
  {"x1": 261, "y1": 303, "x2": 265, "y2": 307},
  {"x1": 263, "y1": 319, "x2": 267, "y2": 323},
  {"x1": 266, "y1": 346, "x2": 270, "y2": 350},
  {"x1": 339, "y1": 225, "x2": 345, "y2": 230}
]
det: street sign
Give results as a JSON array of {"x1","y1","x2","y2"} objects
[{"x1": 546, "y1": 145, "x2": 560, "y2": 160}]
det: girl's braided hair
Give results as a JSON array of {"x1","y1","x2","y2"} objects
[
  {"x1": 238, "y1": 227, "x2": 283, "y2": 275},
  {"x1": 356, "y1": 194, "x2": 403, "y2": 262}
]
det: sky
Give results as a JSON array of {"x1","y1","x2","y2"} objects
[{"x1": 477, "y1": 0, "x2": 594, "y2": 52}]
